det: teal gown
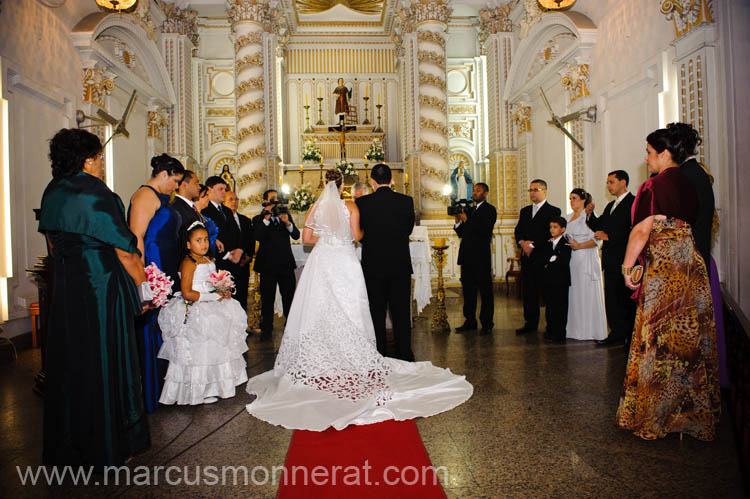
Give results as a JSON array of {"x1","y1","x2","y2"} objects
[{"x1": 39, "y1": 172, "x2": 150, "y2": 467}]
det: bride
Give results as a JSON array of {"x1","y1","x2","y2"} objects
[{"x1": 245, "y1": 169, "x2": 473, "y2": 431}]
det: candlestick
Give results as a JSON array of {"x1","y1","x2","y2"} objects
[
  {"x1": 377, "y1": 93, "x2": 380, "y2": 105},
  {"x1": 318, "y1": 162, "x2": 324, "y2": 190},
  {"x1": 431, "y1": 242, "x2": 450, "y2": 333},
  {"x1": 318, "y1": 87, "x2": 321, "y2": 98},
  {"x1": 365, "y1": 86, "x2": 368, "y2": 97},
  {"x1": 362, "y1": 96, "x2": 371, "y2": 125},
  {"x1": 373, "y1": 104, "x2": 383, "y2": 133},
  {"x1": 316, "y1": 96, "x2": 324, "y2": 126},
  {"x1": 303, "y1": 104, "x2": 312, "y2": 133},
  {"x1": 306, "y1": 94, "x2": 308, "y2": 106},
  {"x1": 299, "y1": 164, "x2": 305, "y2": 184}
]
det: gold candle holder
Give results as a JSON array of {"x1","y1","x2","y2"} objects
[
  {"x1": 373, "y1": 104, "x2": 383, "y2": 132},
  {"x1": 362, "y1": 96, "x2": 371, "y2": 125},
  {"x1": 318, "y1": 161, "x2": 324, "y2": 190},
  {"x1": 303, "y1": 104, "x2": 312, "y2": 133},
  {"x1": 300, "y1": 164, "x2": 305, "y2": 184},
  {"x1": 248, "y1": 242, "x2": 262, "y2": 332},
  {"x1": 316, "y1": 97, "x2": 324, "y2": 126},
  {"x1": 363, "y1": 156, "x2": 369, "y2": 180},
  {"x1": 431, "y1": 241, "x2": 450, "y2": 333}
]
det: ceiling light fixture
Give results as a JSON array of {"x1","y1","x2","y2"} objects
[
  {"x1": 95, "y1": 0, "x2": 137, "y2": 13},
  {"x1": 538, "y1": 0, "x2": 576, "y2": 10}
]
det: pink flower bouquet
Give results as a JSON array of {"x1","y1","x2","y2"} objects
[
  {"x1": 208, "y1": 269, "x2": 236, "y2": 295},
  {"x1": 145, "y1": 263, "x2": 173, "y2": 307}
]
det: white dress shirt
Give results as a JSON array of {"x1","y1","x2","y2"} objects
[
  {"x1": 610, "y1": 192, "x2": 630, "y2": 214},
  {"x1": 175, "y1": 194, "x2": 195, "y2": 208},
  {"x1": 532, "y1": 199, "x2": 547, "y2": 218}
]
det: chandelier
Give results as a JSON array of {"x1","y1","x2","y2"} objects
[
  {"x1": 538, "y1": 0, "x2": 576, "y2": 10},
  {"x1": 95, "y1": 0, "x2": 138, "y2": 12}
]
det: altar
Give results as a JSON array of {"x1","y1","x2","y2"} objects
[{"x1": 301, "y1": 125, "x2": 385, "y2": 163}]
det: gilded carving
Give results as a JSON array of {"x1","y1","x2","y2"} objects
[
  {"x1": 448, "y1": 121, "x2": 473, "y2": 141},
  {"x1": 238, "y1": 145, "x2": 267, "y2": 165},
  {"x1": 295, "y1": 0, "x2": 383, "y2": 15},
  {"x1": 234, "y1": 32, "x2": 264, "y2": 53},
  {"x1": 421, "y1": 141, "x2": 451, "y2": 160},
  {"x1": 421, "y1": 189, "x2": 449, "y2": 203},
  {"x1": 561, "y1": 63, "x2": 590, "y2": 102},
  {"x1": 236, "y1": 76, "x2": 265, "y2": 98},
  {"x1": 207, "y1": 108, "x2": 236, "y2": 117},
  {"x1": 519, "y1": 0, "x2": 543, "y2": 39},
  {"x1": 82, "y1": 67, "x2": 114, "y2": 108},
  {"x1": 419, "y1": 95, "x2": 447, "y2": 113},
  {"x1": 236, "y1": 52, "x2": 264, "y2": 72},
  {"x1": 416, "y1": 30, "x2": 446, "y2": 49},
  {"x1": 237, "y1": 170, "x2": 266, "y2": 189},
  {"x1": 660, "y1": 0, "x2": 713, "y2": 38},
  {"x1": 479, "y1": 4, "x2": 513, "y2": 36},
  {"x1": 448, "y1": 104, "x2": 476, "y2": 114},
  {"x1": 227, "y1": 0, "x2": 278, "y2": 30},
  {"x1": 239, "y1": 193, "x2": 264, "y2": 210},
  {"x1": 527, "y1": 33, "x2": 576, "y2": 80},
  {"x1": 421, "y1": 165, "x2": 449, "y2": 182},
  {"x1": 237, "y1": 99, "x2": 265, "y2": 118},
  {"x1": 162, "y1": 3, "x2": 199, "y2": 46},
  {"x1": 511, "y1": 105, "x2": 532, "y2": 133},
  {"x1": 208, "y1": 123, "x2": 236, "y2": 145},
  {"x1": 398, "y1": 0, "x2": 452, "y2": 33},
  {"x1": 147, "y1": 109, "x2": 168, "y2": 139},
  {"x1": 419, "y1": 71, "x2": 446, "y2": 91},
  {"x1": 418, "y1": 50, "x2": 446, "y2": 70},
  {"x1": 130, "y1": 0, "x2": 156, "y2": 41},
  {"x1": 236, "y1": 123, "x2": 266, "y2": 141},
  {"x1": 420, "y1": 117, "x2": 449, "y2": 136}
]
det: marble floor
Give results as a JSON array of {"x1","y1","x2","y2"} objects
[{"x1": 0, "y1": 291, "x2": 744, "y2": 498}]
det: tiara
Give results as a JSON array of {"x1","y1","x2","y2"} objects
[{"x1": 187, "y1": 221, "x2": 205, "y2": 232}]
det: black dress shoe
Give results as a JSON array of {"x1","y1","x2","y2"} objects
[
  {"x1": 455, "y1": 322, "x2": 478, "y2": 333},
  {"x1": 479, "y1": 327, "x2": 492, "y2": 336},
  {"x1": 595, "y1": 336, "x2": 625, "y2": 347},
  {"x1": 544, "y1": 336, "x2": 566, "y2": 344},
  {"x1": 515, "y1": 325, "x2": 537, "y2": 335}
]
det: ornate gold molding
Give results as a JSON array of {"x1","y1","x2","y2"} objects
[
  {"x1": 237, "y1": 170, "x2": 266, "y2": 189},
  {"x1": 421, "y1": 165, "x2": 448, "y2": 182},
  {"x1": 421, "y1": 189, "x2": 449, "y2": 204},
  {"x1": 236, "y1": 123, "x2": 266, "y2": 141},
  {"x1": 147, "y1": 109, "x2": 168, "y2": 139},
  {"x1": 660, "y1": 0, "x2": 713, "y2": 38},
  {"x1": 448, "y1": 121, "x2": 474, "y2": 141},
  {"x1": 419, "y1": 95, "x2": 447, "y2": 113},
  {"x1": 421, "y1": 141, "x2": 450, "y2": 160},
  {"x1": 561, "y1": 63, "x2": 590, "y2": 103},
  {"x1": 418, "y1": 50, "x2": 446, "y2": 70},
  {"x1": 238, "y1": 145, "x2": 267, "y2": 165},
  {"x1": 237, "y1": 99, "x2": 264, "y2": 118},
  {"x1": 236, "y1": 52, "x2": 264, "y2": 72},
  {"x1": 234, "y1": 32, "x2": 264, "y2": 53},
  {"x1": 519, "y1": 0, "x2": 543, "y2": 39},
  {"x1": 511, "y1": 105, "x2": 532, "y2": 133},
  {"x1": 420, "y1": 117, "x2": 449, "y2": 136},
  {"x1": 236, "y1": 76, "x2": 265, "y2": 98},
  {"x1": 207, "y1": 108, "x2": 235, "y2": 117},
  {"x1": 398, "y1": 0, "x2": 452, "y2": 33},
  {"x1": 162, "y1": 3, "x2": 199, "y2": 46},
  {"x1": 419, "y1": 71, "x2": 446, "y2": 91},
  {"x1": 448, "y1": 104, "x2": 475, "y2": 114},
  {"x1": 239, "y1": 193, "x2": 264, "y2": 209},
  {"x1": 479, "y1": 3, "x2": 513, "y2": 38},
  {"x1": 227, "y1": 0, "x2": 278, "y2": 29},
  {"x1": 416, "y1": 30, "x2": 446, "y2": 49},
  {"x1": 82, "y1": 67, "x2": 114, "y2": 107}
]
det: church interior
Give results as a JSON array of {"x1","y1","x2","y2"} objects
[{"x1": 1, "y1": 0, "x2": 749, "y2": 496}]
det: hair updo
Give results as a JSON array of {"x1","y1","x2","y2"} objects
[
  {"x1": 325, "y1": 168, "x2": 343, "y2": 187},
  {"x1": 646, "y1": 122, "x2": 702, "y2": 165},
  {"x1": 49, "y1": 128, "x2": 102, "y2": 179},
  {"x1": 150, "y1": 153, "x2": 186, "y2": 178},
  {"x1": 570, "y1": 188, "x2": 589, "y2": 205}
]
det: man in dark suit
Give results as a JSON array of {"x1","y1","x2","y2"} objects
[
  {"x1": 223, "y1": 190, "x2": 254, "y2": 311},
  {"x1": 203, "y1": 176, "x2": 245, "y2": 268},
  {"x1": 171, "y1": 170, "x2": 202, "y2": 241},
  {"x1": 590, "y1": 170, "x2": 636, "y2": 347},
  {"x1": 356, "y1": 163, "x2": 415, "y2": 361},
  {"x1": 252, "y1": 189, "x2": 300, "y2": 341},
  {"x1": 453, "y1": 182, "x2": 497, "y2": 335},
  {"x1": 514, "y1": 179, "x2": 561, "y2": 334},
  {"x1": 542, "y1": 217, "x2": 572, "y2": 343},
  {"x1": 679, "y1": 156, "x2": 715, "y2": 275}
]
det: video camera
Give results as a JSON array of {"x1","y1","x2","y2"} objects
[
  {"x1": 262, "y1": 196, "x2": 289, "y2": 217},
  {"x1": 447, "y1": 199, "x2": 475, "y2": 216}
]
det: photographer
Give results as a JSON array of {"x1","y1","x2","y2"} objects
[
  {"x1": 454, "y1": 183, "x2": 497, "y2": 335},
  {"x1": 252, "y1": 189, "x2": 300, "y2": 341}
]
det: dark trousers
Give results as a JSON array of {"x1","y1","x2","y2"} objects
[
  {"x1": 218, "y1": 259, "x2": 250, "y2": 311},
  {"x1": 603, "y1": 268, "x2": 637, "y2": 341},
  {"x1": 259, "y1": 267, "x2": 296, "y2": 333},
  {"x1": 460, "y1": 265, "x2": 494, "y2": 329},
  {"x1": 521, "y1": 256, "x2": 544, "y2": 329},
  {"x1": 365, "y1": 275, "x2": 414, "y2": 361},
  {"x1": 544, "y1": 284, "x2": 569, "y2": 340}
]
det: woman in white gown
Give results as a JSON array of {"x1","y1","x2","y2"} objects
[
  {"x1": 565, "y1": 189, "x2": 608, "y2": 341},
  {"x1": 246, "y1": 170, "x2": 473, "y2": 431}
]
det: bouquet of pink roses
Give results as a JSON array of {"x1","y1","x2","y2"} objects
[
  {"x1": 208, "y1": 269, "x2": 235, "y2": 295},
  {"x1": 144, "y1": 263, "x2": 173, "y2": 307}
]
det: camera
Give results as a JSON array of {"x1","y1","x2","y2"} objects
[
  {"x1": 447, "y1": 199, "x2": 475, "y2": 216},
  {"x1": 262, "y1": 196, "x2": 289, "y2": 217}
]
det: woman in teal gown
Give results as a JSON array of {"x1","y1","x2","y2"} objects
[
  {"x1": 39, "y1": 129, "x2": 150, "y2": 467},
  {"x1": 128, "y1": 154, "x2": 184, "y2": 412}
]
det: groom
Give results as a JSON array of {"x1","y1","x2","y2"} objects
[{"x1": 356, "y1": 163, "x2": 415, "y2": 361}]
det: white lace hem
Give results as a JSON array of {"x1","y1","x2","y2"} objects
[{"x1": 160, "y1": 358, "x2": 248, "y2": 405}]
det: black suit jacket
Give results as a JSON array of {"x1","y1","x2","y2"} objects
[
  {"x1": 455, "y1": 201, "x2": 497, "y2": 271},
  {"x1": 202, "y1": 201, "x2": 231, "y2": 258},
  {"x1": 238, "y1": 213, "x2": 255, "y2": 261},
  {"x1": 589, "y1": 193, "x2": 634, "y2": 271},
  {"x1": 680, "y1": 158, "x2": 715, "y2": 266},
  {"x1": 356, "y1": 187, "x2": 415, "y2": 279},
  {"x1": 251, "y1": 213, "x2": 300, "y2": 273},
  {"x1": 542, "y1": 239, "x2": 572, "y2": 287},
  {"x1": 171, "y1": 195, "x2": 201, "y2": 239},
  {"x1": 514, "y1": 201, "x2": 562, "y2": 264}
]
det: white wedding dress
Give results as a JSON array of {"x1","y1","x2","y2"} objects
[
  {"x1": 564, "y1": 213, "x2": 608, "y2": 341},
  {"x1": 245, "y1": 182, "x2": 473, "y2": 431},
  {"x1": 157, "y1": 261, "x2": 248, "y2": 405}
]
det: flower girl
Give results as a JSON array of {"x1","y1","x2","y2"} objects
[{"x1": 158, "y1": 222, "x2": 248, "y2": 405}]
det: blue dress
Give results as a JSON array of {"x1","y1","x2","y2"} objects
[
  {"x1": 202, "y1": 215, "x2": 219, "y2": 255},
  {"x1": 128, "y1": 185, "x2": 181, "y2": 413}
]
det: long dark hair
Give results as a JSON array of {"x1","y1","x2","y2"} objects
[
  {"x1": 49, "y1": 128, "x2": 102, "y2": 179},
  {"x1": 646, "y1": 122, "x2": 702, "y2": 165}
]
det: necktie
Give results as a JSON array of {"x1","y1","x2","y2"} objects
[
  {"x1": 532, "y1": 204, "x2": 539, "y2": 218},
  {"x1": 610, "y1": 200, "x2": 618, "y2": 215}
]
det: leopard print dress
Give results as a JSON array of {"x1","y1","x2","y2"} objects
[{"x1": 615, "y1": 218, "x2": 720, "y2": 441}]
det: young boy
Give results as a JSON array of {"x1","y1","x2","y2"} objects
[{"x1": 543, "y1": 217, "x2": 572, "y2": 343}]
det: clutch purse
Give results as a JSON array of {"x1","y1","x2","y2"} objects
[{"x1": 630, "y1": 265, "x2": 644, "y2": 284}]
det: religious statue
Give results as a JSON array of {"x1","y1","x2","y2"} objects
[
  {"x1": 450, "y1": 160, "x2": 473, "y2": 201},
  {"x1": 333, "y1": 78, "x2": 352, "y2": 121},
  {"x1": 220, "y1": 164, "x2": 236, "y2": 193}
]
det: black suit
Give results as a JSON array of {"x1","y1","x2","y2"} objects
[
  {"x1": 356, "y1": 187, "x2": 415, "y2": 361},
  {"x1": 171, "y1": 195, "x2": 202, "y2": 243},
  {"x1": 454, "y1": 201, "x2": 497, "y2": 329},
  {"x1": 590, "y1": 193, "x2": 636, "y2": 342},
  {"x1": 225, "y1": 210, "x2": 255, "y2": 310},
  {"x1": 514, "y1": 201, "x2": 562, "y2": 330},
  {"x1": 252, "y1": 213, "x2": 300, "y2": 333},
  {"x1": 542, "y1": 239, "x2": 571, "y2": 341},
  {"x1": 680, "y1": 158, "x2": 715, "y2": 273}
]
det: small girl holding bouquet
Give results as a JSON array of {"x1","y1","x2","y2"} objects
[{"x1": 157, "y1": 222, "x2": 248, "y2": 405}]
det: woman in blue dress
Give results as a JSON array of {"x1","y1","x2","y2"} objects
[
  {"x1": 128, "y1": 154, "x2": 185, "y2": 412},
  {"x1": 194, "y1": 183, "x2": 224, "y2": 256}
]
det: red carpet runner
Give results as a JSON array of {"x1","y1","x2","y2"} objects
[{"x1": 276, "y1": 419, "x2": 447, "y2": 498}]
